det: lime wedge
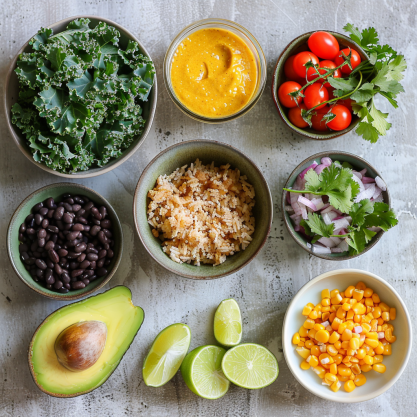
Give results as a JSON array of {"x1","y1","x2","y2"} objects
[
  {"x1": 221, "y1": 343, "x2": 279, "y2": 389},
  {"x1": 180, "y1": 345, "x2": 230, "y2": 399},
  {"x1": 214, "y1": 298, "x2": 242, "y2": 347},
  {"x1": 143, "y1": 323, "x2": 191, "y2": 387}
]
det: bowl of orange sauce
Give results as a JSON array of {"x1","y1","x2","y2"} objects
[{"x1": 164, "y1": 19, "x2": 266, "y2": 123}]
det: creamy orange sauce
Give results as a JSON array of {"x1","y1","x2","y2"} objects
[{"x1": 170, "y1": 28, "x2": 257, "y2": 118}]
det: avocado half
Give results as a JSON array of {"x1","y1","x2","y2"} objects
[{"x1": 28, "y1": 286, "x2": 144, "y2": 397}]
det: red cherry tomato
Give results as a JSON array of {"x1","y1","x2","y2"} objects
[
  {"x1": 337, "y1": 98, "x2": 355, "y2": 112},
  {"x1": 304, "y1": 83, "x2": 329, "y2": 110},
  {"x1": 278, "y1": 81, "x2": 303, "y2": 108},
  {"x1": 334, "y1": 48, "x2": 361, "y2": 75},
  {"x1": 308, "y1": 31, "x2": 340, "y2": 60},
  {"x1": 306, "y1": 66, "x2": 327, "y2": 83},
  {"x1": 327, "y1": 104, "x2": 352, "y2": 130},
  {"x1": 288, "y1": 103, "x2": 308, "y2": 128},
  {"x1": 306, "y1": 60, "x2": 341, "y2": 86},
  {"x1": 284, "y1": 55, "x2": 304, "y2": 83},
  {"x1": 311, "y1": 105, "x2": 330, "y2": 131},
  {"x1": 293, "y1": 51, "x2": 319, "y2": 78}
]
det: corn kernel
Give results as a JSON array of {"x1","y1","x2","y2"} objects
[
  {"x1": 379, "y1": 302, "x2": 389, "y2": 312},
  {"x1": 351, "y1": 364, "x2": 361, "y2": 375},
  {"x1": 373, "y1": 363, "x2": 386, "y2": 373},
  {"x1": 355, "y1": 281, "x2": 366, "y2": 290},
  {"x1": 341, "y1": 329, "x2": 353, "y2": 341},
  {"x1": 360, "y1": 364, "x2": 373, "y2": 372},
  {"x1": 292, "y1": 333, "x2": 300, "y2": 344},
  {"x1": 338, "y1": 322, "x2": 348, "y2": 335},
  {"x1": 329, "y1": 363, "x2": 338, "y2": 375},
  {"x1": 298, "y1": 342, "x2": 305, "y2": 347},
  {"x1": 332, "y1": 317, "x2": 342, "y2": 330},
  {"x1": 354, "y1": 374, "x2": 367, "y2": 387},
  {"x1": 375, "y1": 342, "x2": 384, "y2": 355},
  {"x1": 337, "y1": 374, "x2": 349, "y2": 382},
  {"x1": 344, "y1": 380, "x2": 356, "y2": 393},
  {"x1": 300, "y1": 360, "x2": 311, "y2": 370},
  {"x1": 363, "y1": 288, "x2": 373, "y2": 298},
  {"x1": 361, "y1": 323, "x2": 371, "y2": 333},
  {"x1": 321, "y1": 298, "x2": 331, "y2": 307},
  {"x1": 389, "y1": 308, "x2": 396, "y2": 321},
  {"x1": 331, "y1": 294, "x2": 343, "y2": 304},
  {"x1": 308, "y1": 329, "x2": 317, "y2": 339},
  {"x1": 302, "y1": 305, "x2": 313, "y2": 316},
  {"x1": 309, "y1": 355, "x2": 319, "y2": 367},
  {"x1": 315, "y1": 329, "x2": 330, "y2": 343},
  {"x1": 336, "y1": 306, "x2": 346, "y2": 320},
  {"x1": 327, "y1": 345, "x2": 339, "y2": 356},
  {"x1": 313, "y1": 366, "x2": 326, "y2": 378},
  {"x1": 372, "y1": 306, "x2": 382, "y2": 319},
  {"x1": 381, "y1": 312, "x2": 390, "y2": 322},
  {"x1": 372, "y1": 293, "x2": 381, "y2": 303},
  {"x1": 367, "y1": 331, "x2": 378, "y2": 339},
  {"x1": 325, "y1": 372, "x2": 338, "y2": 382},
  {"x1": 365, "y1": 338, "x2": 379, "y2": 349},
  {"x1": 355, "y1": 348, "x2": 366, "y2": 360},
  {"x1": 377, "y1": 317, "x2": 384, "y2": 325},
  {"x1": 370, "y1": 319, "x2": 378, "y2": 332},
  {"x1": 299, "y1": 326, "x2": 308, "y2": 338},
  {"x1": 330, "y1": 289, "x2": 339, "y2": 298},
  {"x1": 303, "y1": 318, "x2": 315, "y2": 329},
  {"x1": 311, "y1": 345, "x2": 320, "y2": 356},
  {"x1": 353, "y1": 314, "x2": 362, "y2": 323},
  {"x1": 305, "y1": 340, "x2": 315, "y2": 349},
  {"x1": 330, "y1": 380, "x2": 341, "y2": 392},
  {"x1": 342, "y1": 303, "x2": 351, "y2": 311},
  {"x1": 363, "y1": 355, "x2": 373, "y2": 365},
  {"x1": 345, "y1": 320, "x2": 354, "y2": 331},
  {"x1": 334, "y1": 354, "x2": 343, "y2": 364},
  {"x1": 322, "y1": 306, "x2": 331, "y2": 313},
  {"x1": 296, "y1": 347, "x2": 311, "y2": 359},
  {"x1": 338, "y1": 364, "x2": 352, "y2": 376},
  {"x1": 346, "y1": 310, "x2": 354, "y2": 320},
  {"x1": 350, "y1": 357, "x2": 359, "y2": 364},
  {"x1": 334, "y1": 341, "x2": 342, "y2": 350},
  {"x1": 341, "y1": 340, "x2": 350, "y2": 350},
  {"x1": 352, "y1": 303, "x2": 366, "y2": 315},
  {"x1": 349, "y1": 338, "x2": 360, "y2": 350},
  {"x1": 385, "y1": 329, "x2": 396, "y2": 343},
  {"x1": 322, "y1": 289, "x2": 330, "y2": 299},
  {"x1": 328, "y1": 331, "x2": 340, "y2": 344},
  {"x1": 365, "y1": 298, "x2": 374, "y2": 307},
  {"x1": 345, "y1": 286, "x2": 355, "y2": 297},
  {"x1": 309, "y1": 310, "x2": 319, "y2": 320}
]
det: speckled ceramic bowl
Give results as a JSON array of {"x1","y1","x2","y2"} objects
[
  {"x1": 282, "y1": 151, "x2": 390, "y2": 261},
  {"x1": 271, "y1": 31, "x2": 368, "y2": 140},
  {"x1": 133, "y1": 140, "x2": 273, "y2": 279},
  {"x1": 7, "y1": 183, "x2": 123, "y2": 300},
  {"x1": 4, "y1": 15, "x2": 157, "y2": 178},
  {"x1": 283, "y1": 269, "x2": 412, "y2": 403}
]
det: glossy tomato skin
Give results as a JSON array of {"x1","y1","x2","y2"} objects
[
  {"x1": 288, "y1": 103, "x2": 308, "y2": 128},
  {"x1": 318, "y1": 60, "x2": 341, "y2": 87},
  {"x1": 337, "y1": 98, "x2": 354, "y2": 112},
  {"x1": 327, "y1": 104, "x2": 352, "y2": 130},
  {"x1": 284, "y1": 55, "x2": 305, "y2": 83},
  {"x1": 311, "y1": 105, "x2": 330, "y2": 131},
  {"x1": 334, "y1": 48, "x2": 361, "y2": 75},
  {"x1": 293, "y1": 51, "x2": 319, "y2": 78},
  {"x1": 304, "y1": 83, "x2": 329, "y2": 110},
  {"x1": 308, "y1": 31, "x2": 340, "y2": 60},
  {"x1": 278, "y1": 81, "x2": 303, "y2": 108}
]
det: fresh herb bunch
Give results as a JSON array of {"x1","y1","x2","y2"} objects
[
  {"x1": 284, "y1": 163, "x2": 398, "y2": 255},
  {"x1": 290, "y1": 24, "x2": 406, "y2": 143},
  {"x1": 11, "y1": 18, "x2": 155, "y2": 173}
]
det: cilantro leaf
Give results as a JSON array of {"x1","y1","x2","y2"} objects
[
  {"x1": 364, "y1": 202, "x2": 398, "y2": 231},
  {"x1": 349, "y1": 199, "x2": 374, "y2": 226},
  {"x1": 356, "y1": 121, "x2": 380, "y2": 143},
  {"x1": 347, "y1": 229, "x2": 367, "y2": 255},
  {"x1": 304, "y1": 213, "x2": 335, "y2": 238}
]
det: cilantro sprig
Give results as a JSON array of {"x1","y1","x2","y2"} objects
[{"x1": 284, "y1": 163, "x2": 398, "y2": 255}]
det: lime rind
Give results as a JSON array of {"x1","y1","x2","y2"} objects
[
  {"x1": 143, "y1": 323, "x2": 191, "y2": 387},
  {"x1": 221, "y1": 343, "x2": 279, "y2": 389},
  {"x1": 214, "y1": 298, "x2": 242, "y2": 347}
]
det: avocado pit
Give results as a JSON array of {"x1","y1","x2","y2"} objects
[{"x1": 54, "y1": 321, "x2": 107, "y2": 372}]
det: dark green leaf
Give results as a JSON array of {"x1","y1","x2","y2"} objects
[
  {"x1": 304, "y1": 213, "x2": 335, "y2": 237},
  {"x1": 349, "y1": 199, "x2": 374, "y2": 226}
]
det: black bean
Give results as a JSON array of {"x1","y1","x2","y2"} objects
[
  {"x1": 69, "y1": 262, "x2": 79, "y2": 270},
  {"x1": 72, "y1": 223, "x2": 84, "y2": 232},
  {"x1": 75, "y1": 242, "x2": 87, "y2": 252},
  {"x1": 39, "y1": 207, "x2": 49, "y2": 216},
  {"x1": 46, "y1": 260, "x2": 54, "y2": 269},
  {"x1": 45, "y1": 275, "x2": 55, "y2": 285},
  {"x1": 74, "y1": 196, "x2": 84, "y2": 204},
  {"x1": 100, "y1": 219, "x2": 112, "y2": 229},
  {"x1": 27, "y1": 228, "x2": 36, "y2": 235},
  {"x1": 18, "y1": 233, "x2": 24, "y2": 241},
  {"x1": 30, "y1": 241, "x2": 38, "y2": 252},
  {"x1": 46, "y1": 284, "x2": 52, "y2": 289},
  {"x1": 25, "y1": 214, "x2": 34, "y2": 223},
  {"x1": 54, "y1": 280, "x2": 63, "y2": 290},
  {"x1": 63, "y1": 284, "x2": 71, "y2": 290},
  {"x1": 48, "y1": 249, "x2": 59, "y2": 263},
  {"x1": 33, "y1": 202, "x2": 43, "y2": 212},
  {"x1": 107, "y1": 248, "x2": 114, "y2": 258},
  {"x1": 99, "y1": 206, "x2": 107, "y2": 219},
  {"x1": 90, "y1": 225, "x2": 101, "y2": 236},
  {"x1": 103, "y1": 229, "x2": 112, "y2": 238},
  {"x1": 54, "y1": 206, "x2": 64, "y2": 220},
  {"x1": 41, "y1": 219, "x2": 49, "y2": 229},
  {"x1": 91, "y1": 207, "x2": 102, "y2": 220},
  {"x1": 77, "y1": 209, "x2": 86, "y2": 217},
  {"x1": 61, "y1": 273, "x2": 71, "y2": 284},
  {"x1": 65, "y1": 197, "x2": 74, "y2": 205},
  {"x1": 64, "y1": 223, "x2": 73, "y2": 231},
  {"x1": 45, "y1": 198, "x2": 55, "y2": 209},
  {"x1": 98, "y1": 231, "x2": 108, "y2": 245},
  {"x1": 19, "y1": 223, "x2": 26, "y2": 233},
  {"x1": 98, "y1": 249, "x2": 107, "y2": 259},
  {"x1": 67, "y1": 251, "x2": 81, "y2": 259},
  {"x1": 19, "y1": 243, "x2": 29, "y2": 253},
  {"x1": 90, "y1": 261, "x2": 96, "y2": 270},
  {"x1": 72, "y1": 204, "x2": 81, "y2": 212},
  {"x1": 83, "y1": 225, "x2": 90, "y2": 232},
  {"x1": 63, "y1": 203, "x2": 73, "y2": 212},
  {"x1": 37, "y1": 238, "x2": 46, "y2": 248},
  {"x1": 21, "y1": 252, "x2": 29, "y2": 262},
  {"x1": 57, "y1": 248, "x2": 68, "y2": 257},
  {"x1": 47, "y1": 209, "x2": 55, "y2": 219},
  {"x1": 71, "y1": 269, "x2": 84, "y2": 278},
  {"x1": 84, "y1": 202, "x2": 94, "y2": 211},
  {"x1": 96, "y1": 267, "x2": 107, "y2": 277},
  {"x1": 28, "y1": 217, "x2": 35, "y2": 228},
  {"x1": 72, "y1": 281, "x2": 85, "y2": 290},
  {"x1": 77, "y1": 216, "x2": 88, "y2": 225},
  {"x1": 104, "y1": 259, "x2": 111, "y2": 266},
  {"x1": 82, "y1": 279, "x2": 90, "y2": 286},
  {"x1": 45, "y1": 268, "x2": 53, "y2": 280},
  {"x1": 97, "y1": 258, "x2": 105, "y2": 268},
  {"x1": 38, "y1": 229, "x2": 46, "y2": 239},
  {"x1": 63, "y1": 193, "x2": 72, "y2": 199},
  {"x1": 44, "y1": 241, "x2": 55, "y2": 251},
  {"x1": 63, "y1": 212, "x2": 73, "y2": 224},
  {"x1": 59, "y1": 258, "x2": 67, "y2": 267},
  {"x1": 67, "y1": 231, "x2": 80, "y2": 241},
  {"x1": 35, "y1": 259, "x2": 47, "y2": 270},
  {"x1": 26, "y1": 257, "x2": 36, "y2": 266},
  {"x1": 77, "y1": 253, "x2": 86, "y2": 263},
  {"x1": 86, "y1": 253, "x2": 99, "y2": 261},
  {"x1": 54, "y1": 263, "x2": 63, "y2": 275},
  {"x1": 79, "y1": 260, "x2": 90, "y2": 269},
  {"x1": 35, "y1": 214, "x2": 43, "y2": 225},
  {"x1": 51, "y1": 234, "x2": 58, "y2": 244},
  {"x1": 36, "y1": 268, "x2": 44, "y2": 278}
]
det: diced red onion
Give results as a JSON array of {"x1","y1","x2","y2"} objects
[
  {"x1": 351, "y1": 174, "x2": 365, "y2": 193},
  {"x1": 290, "y1": 192, "x2": 302, "y2": 216},
  {"x1": 330, "y1": 247, "x2": 344, "y2": 253},
  {"x1": 300, "y1": 162, "x2": 318, "y2": 179},
  {"x1": 332, "y1": 217, "x2": 350, "y2": 230},
  {"x1": 364, "y1": 183, "x2": 373, "y2": 190},
  {"x1": 312, "y1": 244, "x2": 331, "y2": 254},
  {"x1": 300, "y1": 203, "x2": 308, "y2": 220},
  {"x1": 321, "y1": 320, "x2": 330, "y2": 327},
  {"x1": 320, "y1": 203, "x2": 330, "y2": 211},
  {"x1": 354, "y1": 326, "x2": 363, "y2": 333},
  {"x1": 373, "y1": 186, "x2": 382, "y2": 200},
  {"x1": 321, "y1": 205, "x2": 335, "y2": 214},
  {"x1": 285, "y1": 205, "x2": 294, "y2": 212},
  {"x1": 333, "y1": 215, "x2": 344, "y2": 220},
  {"x1": 337, "y1": 239, "x2": 349, "y2": 252},
  {"x1": 359, "y1": 168, "x2": 367, "y2": 176},
  {"x1": 355, "y1": 184, "x2": 375, "y2": 202},
  {"x1": 372, "y1": 194, "x2": 384, "y2": 203},
  {"x1": 323, "y1": 211, "x2": 337, "y2": 225},
  {"x1": 330, "y1": 236, "x2": 342, "y2": 245},
  {"x1": 318, "y1": 237, "x2": 337, "y2": 248},
  {"x1": 352, "y1": 171, "x2": 362, "y2": 180},
  {"x1": 375, "y1": 176, "x2": 387, "y2": 191},
  {"x1": 294, "y1": 225, "x2": 301, "y2": 232},
  {"x1": 361, "y1": 176, "x2": 375, "y2": 184},
  {"x1": 378, "y1": 332, "x2": 385, "y2": 339},
  {"x1": 321, "y1": 157, "x2": 332, "y2": 166},
  {"x1": 286, "y1": 191, "x2": 291, "y2": 204},
  {"x1": 315, "y1": 164, "x2": 327, "y2": 175},
  {"x1": 311, "y1": 197, "x2": 325, "y2": 211}
]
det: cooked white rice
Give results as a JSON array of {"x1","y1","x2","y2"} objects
[{"x1": 147, "y1": 159, "x2": 256, "y2": 266}]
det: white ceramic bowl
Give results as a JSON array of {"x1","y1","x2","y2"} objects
[{"x1": 282, "y1": 269, "x2": 412, "y2": 403}]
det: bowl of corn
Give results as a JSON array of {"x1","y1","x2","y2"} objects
[{"x1": 282, "y1": 269, "x2": 412, "y2": 402}]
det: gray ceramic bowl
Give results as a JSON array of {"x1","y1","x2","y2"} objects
[
  {"x1": 133, "y1": 140, "x2": 273, "y2": 279},
  {"x1": 4, "y1": 15, "x2": 157, "y2": 178},
  {"x1": 7, "y1": 183, "x2": 123, "y2": 300},
  {"x1": 282, "y1": 151, "x2": 390, "y2": 260},
  {"x1": 271, "y1": 31, "x2": 368, "y2": 140}
]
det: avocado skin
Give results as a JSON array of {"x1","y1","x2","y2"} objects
[{"x1": 28, "y1": 285, "x2": 144, "y2": 398}]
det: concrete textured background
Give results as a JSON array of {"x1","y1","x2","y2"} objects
[{"x1": 0, "y1": 0, "x2": 416, "y2": 416}]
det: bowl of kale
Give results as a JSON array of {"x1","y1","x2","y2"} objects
[{"x1": 4, "y1": 16, "x2": 157, "y2": 177}]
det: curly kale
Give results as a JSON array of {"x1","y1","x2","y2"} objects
[{"x1": 12, "y1": 18, "x2": 155, "y2": 173}]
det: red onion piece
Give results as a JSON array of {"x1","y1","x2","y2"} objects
[
  {"x1": 332, "y1": 217, "x2": 350, "y2": 230},
  {"x1": 355, "y1": 184, "x2": 375, "y2": 202},
  {"x1": 321, "y1": 157, "x2": 332, "y2": 167},
  {"x1": 311, "y1": 197, "x2": 325, "y2": 211},
  {"x1": 315, "y1": 164, "x2": 327, "y2": 175},
  {"x1": 351, "y1": 174, "x2": 365, "y2": 193},
  {"x1": 318, "y1": 237, "x2": 337, "y2": 248},
  {"x1": 337, "y1": 239, "x2": 349, "y2": 252},
  {"x1": 331, "y1": 247, "x2": 344, "y2": 253},
  {"x1": 375, "y1": 176, "x2": 387, "y2": 191},
  {"x1": 352, "y1": 171, "x2": 362, "y2": 180},
  {"x1": 299, "y1": 162, "x2": 318, "y2": 179},
  {"x1": 359, "y1": 168, "x2": 367, "y2": 176},
  {"x1": 298, "y1": 196, "x2": 317, "y2": 211},
  {"x1": 323, "y1": 211, "x2": 338, "y2": 225},
  {"x1": 361, "y1": 176, "x2": 375, "y2": 184},
  {"x1": 312, "y1": 244, "x2": 331, "y2": 254}
]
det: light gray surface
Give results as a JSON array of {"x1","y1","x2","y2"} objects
[{"x1": 0, "y1": 0, "x2": 415, "y2": 416}]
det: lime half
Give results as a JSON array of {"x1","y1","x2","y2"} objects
[
  {"x1": 214, "y1": 298, "x2": 242, "y2": 347},
  {"x1": 180, "y1": 345, "x2": 230, "y2": 399},
  {"x1": 221, "y1": 343, "x2": 279, "y2": 389},
  {"x1": 143, "y1": 323, "x2": 191, "y2": 387}
]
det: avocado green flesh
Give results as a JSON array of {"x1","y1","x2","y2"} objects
[{"x1": 30, "y1": 286, "x2": 144, "y2": 396}]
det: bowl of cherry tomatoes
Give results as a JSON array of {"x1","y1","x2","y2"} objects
[{"x1": 272, "y1": 31, "x2": 368, "y2": 140}]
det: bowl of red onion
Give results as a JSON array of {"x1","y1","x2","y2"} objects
[{"x1": 282, "y1": 151, "x2": 398, "y2": 260}]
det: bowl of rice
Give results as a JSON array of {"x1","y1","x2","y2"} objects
[{"x1": 133, "y1": 140, "x2": 273, "y2": 279}]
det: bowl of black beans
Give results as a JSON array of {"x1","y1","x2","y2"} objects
[{"x1": 7, "y1": 183, "x2": 123, "y2": 300}]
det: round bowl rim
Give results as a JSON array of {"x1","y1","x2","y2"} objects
[
  {"x1": 281, "y1": 150, "x2": 391, "y2": 261},
  {"x1": 282, "y1": 268, "x2": 413, "y2": 403},
  {"x1": 133, "y1": 139, "x2": 273, "y2": 279},
  {"x1": 3, "y1": 14, "x2": 157, "y2": 179},
  {"x1": 163, "y1": 18, "x2": 267, "y2": 124},
  {"x1": 6, "y1": 182, "x2": 123, "y2": 301},
  {"x1": 271, "y1": 30, "x2": 368, "y2": 140}
]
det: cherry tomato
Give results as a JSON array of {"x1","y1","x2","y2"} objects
[
  {"x1": 293, "y1": 51, "x2": 319, "y2": 78},
  {"x1": 337, "y1": 98, "x2": 354, "y2": 112},
  {"x1": 311, "y1": 105, "x2": 330, "y2": 131},
  {"x1": 288, "y1": 103, "x2": 308, "y2": 128},
  {"x1": 306, "y1": 66, "x2": 327, "y2": 83},
  {"x1": 308, "y1": 31, "x2": 340, "y2": 60},
  {"x1": 278, "y1": 81, "x2": 303, "y2": 108},
  {"x1": 284, "y1": 55, "x2": 304, "y2": 82},
  {"x1": 303, "y1": 83, "x2": 329, "y2": 110},
  {"x1": 327, "y1": 104, "x2": 352, "y2": 130},
  {"x1": 306, "y1": 60, "x2": 341, "y2": 86},
  {"x1": 334, "y1": 48, "x2": 361, "y2": 75}
]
